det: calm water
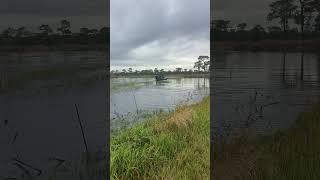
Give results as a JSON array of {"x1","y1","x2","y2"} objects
[
  {"x1": 3, "y1": 51, "x2": 319, "y2": 177},
  {"x1": 0, "y1": 51, "x2": 107, "y2": 179},
  {"x1": 212, "y1": 52, "x2": 320, "y2": 138},
  {"x1": 110, "y1": 77, "x2": 209, "y2": 131}
]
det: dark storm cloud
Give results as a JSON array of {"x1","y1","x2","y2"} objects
[
  {"x1": 0, "y1": 0, "x2": 108, "y2": 29},
  {"x1": 212, "y1": 0, "x2": 273, "y2": 27},
  {"x1": 111, "y1": 0, "x2": 210, "y2": 69}
]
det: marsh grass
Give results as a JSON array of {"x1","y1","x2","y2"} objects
[
  {"x1": 111, "y1": 82, "x2": 143, "y2": 92},
  {"x1": 110, "y1": 81, "x2": 146, "y2": 92},
  {"x1": 111, "y1": 96, "x2": 210, "y2": 180},
  {"x1": 213, "y1": 103, "x2": 320, "y2": 180}
]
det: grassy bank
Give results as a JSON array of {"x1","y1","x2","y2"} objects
[
  {"x1": 214, "y1": 103, "x2": 320, "y2": 179},
  {"x1": 111, "y1": 96, "x2": 210, "y2": 179}
]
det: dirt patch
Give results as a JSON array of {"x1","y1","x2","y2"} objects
[{"x1": 165, "y1": 106, "x2": 193, "y2": 129}]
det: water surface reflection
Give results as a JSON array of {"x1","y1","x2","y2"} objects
[
  {"x1": 212, "y1": 52, "x2": 320, "y2": 138},
  {"x1": 110, "y1": 77, "x2": 209, "y2": 131}
]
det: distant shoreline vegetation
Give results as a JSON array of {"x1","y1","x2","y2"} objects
[
  {"x1": 212, "y1": 0, "x2": 320, "y2": 52},
  {"x1": 0, "y1": 19, "x2": 108, "y2": 51},
  {"x1": 111, "y1": 56, "x2": 211, "y2": 77}
]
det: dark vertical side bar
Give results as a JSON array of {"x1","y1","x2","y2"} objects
[
  {"x1": 106, "y1": 0, "x2": 110, "y2": 179},
  {"x1": 0, "y1": 0, "x2": 110, "y2": 179},
  {"x1": 210, "y1": 1, "x2": 214, "y2": 179}
]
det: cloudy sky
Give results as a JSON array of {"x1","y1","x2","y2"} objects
[
  {"x1": 0, "y1": 0, "x2": 108, "y2": 31},
  {"x1": 212, "y1": 0, "x2": 274, "y2": 28},
  {"x1": 111, "y1": 0, "x2": 210, "y2": 70}
]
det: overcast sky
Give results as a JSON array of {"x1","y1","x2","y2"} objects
[
  {"x1": 111, "y1": 0, "x2": 210, "y2": 70},
  {"x1": 0, "y1": 0, "x2": 108, "y2": 31},
  {"x1": 212, "y1": 0, "x2": 274, "y2": 28}
]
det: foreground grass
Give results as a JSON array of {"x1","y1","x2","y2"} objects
[
  {"x1": 214, "y1": 103, "x2": 320, "y2": 179},
  {"x1": 111, "y1": 97, "x2": 210, "y2": 180}
]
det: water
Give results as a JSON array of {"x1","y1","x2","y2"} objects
[
  {"x1": 0, "y1": 51, "x2": 108, "y2": 179},
  {"x1": 212, "y1": 52, "x2": 320, "y2": 138},
  {"x1": 3, "y1": 50, "x2": 318, "y2": 177},
  {"x1": 110, "y1": 77, "x2": 209, "y2": 131}
]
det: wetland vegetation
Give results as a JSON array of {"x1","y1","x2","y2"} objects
[
  {"x1": 111, "y1": 96, "x2": 210, "y2": 179},
  {"x1": 213, "y1": 102, "x2": 320, "y2": 179},
  {"x1": 110, "y1": 56, "x2": 210, "y2": 78}
]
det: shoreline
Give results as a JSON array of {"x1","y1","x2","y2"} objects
[
  {"x1": 213, "y1": 40, "x2": 320, "y2": 52},
  {"x1": 111, "y1": 96, "x2": 210, "y2": 179}
]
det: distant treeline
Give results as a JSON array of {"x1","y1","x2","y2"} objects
[
  {"x1": 212, "y1": 0, "x2": 320, "y2": 41},
  {"x1": 111, "y1": 68, "x2": 205, "y2": 76},
  {"x1": 0, "y1": 20, "x2": 109, "y2": 45},
  {"x1": 111, "y1": 56, "x2": 210, "y2": 76}
]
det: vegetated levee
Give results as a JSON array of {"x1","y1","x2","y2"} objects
[
  {"x1": 111, "y1": 96, "x2": 210, "y2": 180},
  {"x1": 213, "y1": 102, "x2": 320, "y2": 180}
]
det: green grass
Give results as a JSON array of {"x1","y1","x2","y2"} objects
[
  {"x1": 111, "y1": 97, "x2": 210, "y2": 180},
  {"x1": 213, "y1": 103, "x2": 320, "y2": 180}
]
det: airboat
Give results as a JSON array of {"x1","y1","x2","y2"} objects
[{"x1": 155, "y1": 74, "x2": 168, "y2": 81}]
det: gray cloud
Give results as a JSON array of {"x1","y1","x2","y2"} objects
[
  {"x1": 0, "y1": 0, "x2": 108, "y2": 30},
  {"x1": 111, "y1": 0, "x2": 210, "y2": 70},
  {"x1": 212, "y1": 0, "x2": 273, "y2": 27},
  {"x1": 1, "y1": 0, "x2": 107, "y2": 16}
]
